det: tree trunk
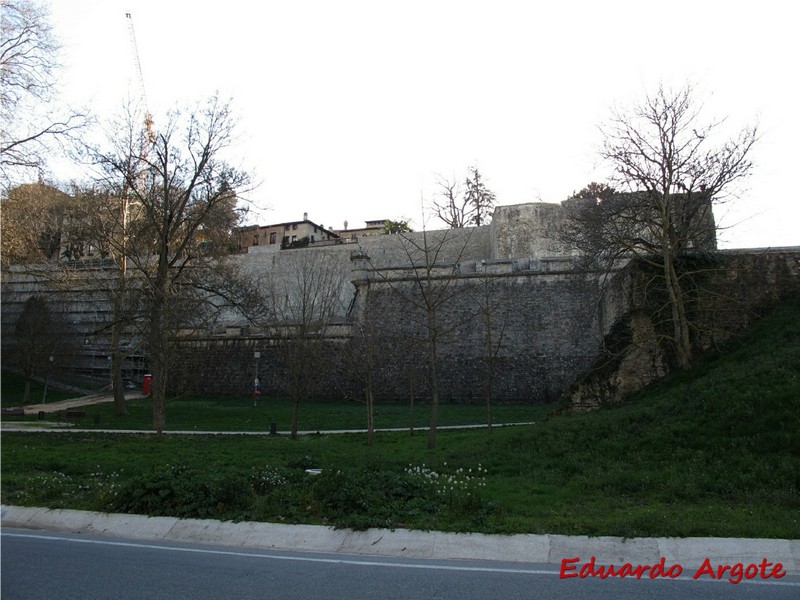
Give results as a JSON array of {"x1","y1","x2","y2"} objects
[
  {"x1": 111, "y1": 318, "x2": 127, "y2": 416},
  {"x1": 427, "y1": 316, "x2": 439, "y2": 449},
  {"x1": 111, "y1": 245, "x2": 128, "y2": 416},
  {"x1": 365, "y1": 385, "x2": 374, "y2": 446},
  {"x1": 408, "y1": 374, "x2": 415, "y2": 436},
  {"x1": 664, "y1": 254, "x2": 692, "y2": 369},
  {"x1": 151, "y1": 367, "x2": 167, "y2": 434},
  {"x1": 485, "y1": 366, "x2": 494, "y2": 434},
  {"x1": 485, "y1": 315, "x2": 494, "y2": 434},
  {"x1": 23, "y1": 378, "x2": 31, "y2": 405},
  {"x1": 291, "y1": 391, "x2": 300, "y2": 439},
  {"x1": 149, "y1": 273, "x2": 168, "y2": 434}
]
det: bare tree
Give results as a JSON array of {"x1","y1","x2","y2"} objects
[
  {"x1": 262, "y1": 250, "x2": 348, "y2": 439},
  {"x1": 564, "y1": 83, "x2": 757, "y2": 369},
  {"x1": 49, "y1": 104, "x2": 159, "y2": 415},
  {"x1": 433, "y1": 176, "x2": 471, "y2": 228},
  {"x1": 338, "y1": 296, "x2": 382, "y2": 445},
  {"x1": 1, "y1": 0, "x2": 88, "y2": 184},
  {"x1": 473, "y1": 274, "x2": 510, "y2": 432},
  {"x1": 91, "y1": 96, "x2": 251, "y2": 432},
  {"x1": 372, "y1": 227, "x2": 474, "y2": 449},
  {"x1": 433, "y1": 166, "x2": 496, "y2": 228},
  {"x1": 56, "y1": 183, "x2": 147, "y2": 416},
  {"x1": 337, "y1": 249, "x2": 417, "y2": 446}
]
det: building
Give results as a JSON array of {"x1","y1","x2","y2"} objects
[
  {"x1": 331, "y1": 219, "x2": 388, "y2": 241},
  {"x1": 234, "y1": 213, "x2": 340, "y2": 252}
]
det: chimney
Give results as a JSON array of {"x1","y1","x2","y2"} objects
[
  {"x1": 344, "y1": 220, "x2": 348, "y2": 231},
  {"x1": 303, "y1": 212, "x2": 308, "y2": 221}
]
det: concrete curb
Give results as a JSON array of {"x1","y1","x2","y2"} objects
[{"x1": 3, "y1": 505, "x2": 798, "y2": 573}]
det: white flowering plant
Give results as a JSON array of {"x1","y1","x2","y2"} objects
[{"x1": 404, "y1": 462, "x2": 488, "y2": 511}]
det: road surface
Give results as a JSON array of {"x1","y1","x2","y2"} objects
[{"x1": 3, "y1": 529, "x2": 798, "y2": 599}]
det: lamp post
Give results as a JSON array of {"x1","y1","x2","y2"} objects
[
  {"x1": 253, "y1": 351, "x2": 261, "y2": 407},
  {"x1": 42, "y1": 355, "x2": 54, "y2": 404}
]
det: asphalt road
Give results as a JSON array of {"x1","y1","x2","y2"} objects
[{"x1": 3, "y1": 529, "x2": 799, "y2": 600}]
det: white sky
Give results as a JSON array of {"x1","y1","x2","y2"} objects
[{"x1": 46, "y1": 0, "x2": 798, "y2": 249}]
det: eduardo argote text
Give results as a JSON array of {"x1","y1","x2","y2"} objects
[{"x1": 559, "y1": 556, "x2": 787, "y2": 584}]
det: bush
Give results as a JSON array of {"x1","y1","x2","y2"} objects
[
  {"x1": 309, "y1": 467, "x2": 440, "y2": 530},
  {"x1": 108, "y1": 465, "x2": 254, "y2": 521}
]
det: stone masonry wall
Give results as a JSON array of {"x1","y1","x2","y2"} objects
[
  {"x1": 3, "y1": 199, "x2": 798, "y2": 406},
  {"x1": 168, "y1": 258, "x2": 630, "y2": 403}
]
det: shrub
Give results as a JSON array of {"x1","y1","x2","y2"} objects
[
  {"x1": 108, "y1": 465, "x2": 254, "y2": 521},
  {"x1": 309, "y1": 467, "x2": 440, "y2": 530}
]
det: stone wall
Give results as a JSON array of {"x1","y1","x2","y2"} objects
[
  {"x1": 169, "y1": 256, "x2": 630, "y2": 403},
  {"x1": 357, "y1": 265, "x2": 621, "y2": 403},
  {"x1": 565, "y1": 248, "x2": 800, "y2": 412},
  {"x1": 490, "y1": 202, "x2": 578, "y2": 260},
  {"x1": 3, "y1": 199, "x2": 798, "y2": 407}
]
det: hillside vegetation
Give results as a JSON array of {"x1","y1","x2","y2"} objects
[{"x1": 2, "y1": 294, "x2": 799, "y2": 538}]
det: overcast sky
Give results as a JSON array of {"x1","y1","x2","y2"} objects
[{"x1": 46, "y1": 0, "x2": 798, "y2": 248}]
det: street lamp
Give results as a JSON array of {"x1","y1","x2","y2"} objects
[
  {"x1": 42, "y1": 355, "x2": 54, "y2": 404},
  {"x1": 253, "y1": 351, "x2": 261, "y2": 407}
]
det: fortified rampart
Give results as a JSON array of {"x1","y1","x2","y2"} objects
[
  {"x1": 2, "y1": 202, "x2": 798, "y2": 406},
  {"x1": 490, "y1": 202, "x2": 579, "y2": 259},
  {"x1": 167, "y1": 255, "x2": 631, "y2": 402}
]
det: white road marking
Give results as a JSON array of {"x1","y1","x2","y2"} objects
[{"x1": 3, "y1": 531, "x2": 798, "y2": 587}]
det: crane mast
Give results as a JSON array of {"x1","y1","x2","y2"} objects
[{"x1": 125, "y1": 12, "x2": 154, "y2": 142}]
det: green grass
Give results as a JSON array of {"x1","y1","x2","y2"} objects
[
  {"x1": 0, "y1": 372, "x2": 84, "y2": 407},
  {"x1": 0, "y1": 373, "x2": 547, "y2": 431},
  {"x1": 2, "y1": 294, "x2": 799, "y2": 538}
]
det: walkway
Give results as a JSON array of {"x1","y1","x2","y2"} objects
[{"x1": 11, "y1": 391, "x2": 147, "y2": 415}]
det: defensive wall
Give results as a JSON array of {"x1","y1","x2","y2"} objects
[
  {"x1": 3, "y1": 202, "x2": 799, "y2": 405},
  {"x1": 167, "y1": 255, "x2": 631, "y2": 402},
  {"x1": 163, "y1": 203, "x2": 623, "y2": 402}
]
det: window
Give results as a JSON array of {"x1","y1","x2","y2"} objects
[
  {"x1": 253, "y1": 235, "x2": 258, "y2": 246},
  {"x1": 292, "y1": 224, "x2": 298, "y2": 230},
  {"x1": 285, "y1": 225, "x2": 290, "y2": 231},
  {"x1": 269, "y1": 232, "x2": 277, "y2": 244},
  {"x1": 291, "y1": 235, "x2": 297, "y2": 242}
]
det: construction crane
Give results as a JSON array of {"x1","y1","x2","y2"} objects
[{"x1": 125, "y1": 12, "x2": 154, "y2": 142}]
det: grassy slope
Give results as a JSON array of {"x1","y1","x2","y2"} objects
[
  {"x1": 0, "y1": 373, "x2": 84, "y2": 407},
  {"x1": 2, "y1": 294, "x2": 798, "y2": 538}
]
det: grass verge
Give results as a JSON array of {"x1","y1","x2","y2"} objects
[
  {"x1": 0, "y1": 373, "x2": 548, "y2": 431},
  {"x1": 2, "y1": 295, "x2": 799, "y2": 538}
]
